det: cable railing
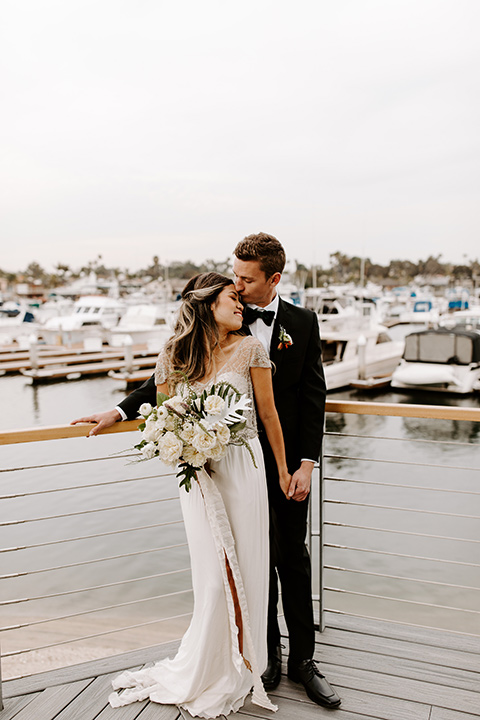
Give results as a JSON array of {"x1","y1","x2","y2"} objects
[
  {"x1": 0, "y1": 421, "x2": 193, "y2": 694},
  {"x1": 313, "y1": 400, "x2": 480, "y2": 637},
  {"x1": 1, "y1": 400, "x2": 479, "y2": 703}
]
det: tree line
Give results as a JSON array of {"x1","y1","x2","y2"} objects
[{"x1": 2, "y1": 252, "x2": 480, "y2": 290}]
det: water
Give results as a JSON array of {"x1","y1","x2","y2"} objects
[{"x1": 1, "y1": 370, "x2": 479, "y2": 677}]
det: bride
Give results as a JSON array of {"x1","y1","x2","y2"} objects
[{"x1": 109, "y1": 272, "x2": 291, "y2": 718}]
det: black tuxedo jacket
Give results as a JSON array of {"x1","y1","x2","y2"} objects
[{"x1": 118, "y1": 298, "x2": 326, "y2": 471}]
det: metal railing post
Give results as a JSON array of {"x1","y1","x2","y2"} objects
[
  {"x1": 0, "y1": 641, "x2": 4, "y2": 710},
  {"x1": 318, "y1": 446, "x2": 325, "y2": 632}
]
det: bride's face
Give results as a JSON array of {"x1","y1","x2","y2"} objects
[{"x1": 211, "y1": 285, "x2": 244, "y2": 333}]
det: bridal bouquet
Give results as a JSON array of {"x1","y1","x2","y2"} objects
[{"x1": 134, "y1": 379, "x2": 255, "y2": 491}]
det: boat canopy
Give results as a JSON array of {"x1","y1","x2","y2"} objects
[{"x1": 403, "y1": 328, "x2": 480, "y2": 365}]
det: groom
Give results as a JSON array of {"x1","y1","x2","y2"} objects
[{"x1": 72, "y1": 233, "x2": 341, "y2": 709}]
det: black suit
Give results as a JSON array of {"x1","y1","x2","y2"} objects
[{"x1": 118, "y1": 297, "x2": 326, "y2": 664}]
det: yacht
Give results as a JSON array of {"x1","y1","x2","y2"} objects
[
  {"x1": 40, "y1": 295, "x2": 125, "y2": 346},
  {"x1": 391, "y1": 327, "x2": 480, "y2": 394},
  {"x1": 321, "y1": 323, "x2": 404, "y2": 391},
  {"x1": 107, "y1": 303, "x2": 176, "y2": 349}
]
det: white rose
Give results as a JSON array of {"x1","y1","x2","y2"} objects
[
  {"x1": 191, "y1": 425, "x2": 217, "y2": 452},
  {"x1": 182, "y1": 444, "x2": 207, "y2": 468},
  {"x1": 165, "y1": 396, "x2": 188, "y2": 416},
  {"x1": 158, "y1": 431, "x2": 183, "y2": 464},
  {"x1": 157, "y1": 405, "x2": 168, "y2": 419},
  {"x1": 141, "y1": 442, "x2": 157, "y2": 460},
  {"x1": 139, "y1": 403, "x2": 153, "y2": 418},
  {"x1": 143, "y1": 417, "x2": 159, "y2": 443},
  {"x1": 179, "y1": 421, "x2": 195, "y2": 442},
  {"x1": 204, "y1": 395, "x2": 226, "y2": 416},
  {"x1": 208, "y1": 441, "x2": 228, "y2": 461},
  {"x1": 211, "y1": 421, "x2": 230, "y2": 445}
]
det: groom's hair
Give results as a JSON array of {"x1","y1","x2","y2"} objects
[{"x1": 234, "y1": 232, "x2": 286, "y2": 279}]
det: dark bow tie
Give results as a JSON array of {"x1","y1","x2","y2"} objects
[{"x1": 243, "y1": 306, "x2": 276, "y2": 326}]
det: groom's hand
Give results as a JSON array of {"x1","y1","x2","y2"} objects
[
  {"x1": 288, "y1": 461, "x2": 314, "y2": 501},
  {"x1": 70, "y1": 409, "x2": 122, "y2": 437}
]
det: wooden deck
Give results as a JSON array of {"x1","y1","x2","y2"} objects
[{"x1": 2, "y1": 614, "x2": 479, "y2": 720}]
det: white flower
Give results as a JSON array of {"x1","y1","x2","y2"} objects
[
  {"x1": 165, "y1": 396, "x2": 188, "y2": 416},
  {"x1": 208, "y1": 441, "x2": 228, "y2": 461},
  {"x1": 182, "y1": 444, "x2": 207, "y2": 468},
  {"x1": 211, "y1": 421, "x2": 230, "y2": 445},
  {"x1": 139, "y1": 403, "x2": 153, "y2": 418},
  {"x1": 191, "y1": 425, "x2": 217, "y2": 453},
  {"x1": 157, "y1": 405, "x2": 169, "y2": 420},
  {"x1": 179, "y1": 421, "x2": 195, "y2": 442},
  {"x1": 143, "y1": 417, "x2": 159, "y2": 443},
  {"x1": 158, "y1": 431, "x2": 183, "y2": 464},
  {"x1": 204, "y1": 394, "x2": 226, "y2": 416},
  {"x1": 141, "y1": 442, "x2": 157, "y2": 460}
]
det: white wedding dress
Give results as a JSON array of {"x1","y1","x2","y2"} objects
[{"x1": 109, "y1": 336, "x2": 276, "y2": 718}]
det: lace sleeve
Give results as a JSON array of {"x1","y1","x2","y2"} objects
[
  {"x1": 154, "y1": 351, "x2": 169, "y2": 386},
  {"x1": 247, "y1": 337, "x2": 271, "y2": 369}
]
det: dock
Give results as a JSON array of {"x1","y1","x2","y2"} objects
[
  {"x1": 0, "y1": 344, "x2": 158, "y2": 382},
  {"x1": 3, "y1": 614, "x2": 479, "y2": 720}
]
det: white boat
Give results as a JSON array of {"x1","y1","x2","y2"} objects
[
  {"x1": 0, "y1": 302, "x2": 38, "y2": 345},
  {"x1": 107, "y1": 303, "x2": 176, "y2": 349},
  {"x1": 438, "y1": 306, "x2": 480, "y2": 333},
  {"x1": 384, "y1": 299, "x2": 440, "y2": 326},
  {"x1": 391, "y1": 327, "x2": 480, "y2": 394},
  {"x1": 40, "y1": 295, "x2": 125, "y2": 346},
  {"x1": 305, "y1": 288, "x2": 379, "y2": 328},
  {"x1": 321, "y1": 323, "x2": 404, "y2": 391}
]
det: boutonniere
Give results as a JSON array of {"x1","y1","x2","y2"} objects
[{"x1": 278, "y1": 325, "x2": 293, "y2": 350}]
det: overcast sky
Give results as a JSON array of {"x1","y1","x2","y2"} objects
[{"x1": 1, "y1": 0, "x2": 479, "y2": 273}]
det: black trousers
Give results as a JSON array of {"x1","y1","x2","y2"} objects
[{"x1": 261, "y1": 441, "x2": 315, "y2": 665}]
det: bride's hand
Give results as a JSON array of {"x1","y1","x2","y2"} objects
[{"x1": 279, "y1": 471, "x2": 292, "y2": 499}]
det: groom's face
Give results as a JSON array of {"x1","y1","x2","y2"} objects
[{"x1": 232, "y1": 258, "x2": 280, "y2": 308}]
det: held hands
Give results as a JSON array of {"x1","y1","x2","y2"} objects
[
  {"x1": 279, "y1": 470, "x2": 293, "y2": 499},
  {"x1": 285, "y1": 461, "x2": 314, "y2": 502},
  {"x1": 70, "y1": 409, "x2": 122, "y2": 437}
]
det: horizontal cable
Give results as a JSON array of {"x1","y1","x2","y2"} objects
[
  {"x1": 324, "y1": 475, "x2": 480, "y2": 496},
  {"x1": 322, "y1": 521, "x2": 480, "y2": 544},
  {"x1": 2, "y1": 611, "x2": 193, "y2": 659},
  {"x1": 0, "y1": 471, "x2": 175, "y2": 500},
  {"x1": 325, "y1": 498, "x2": 480, "y2": 520},
  {"x1": 324, "y1": 452, "x2": 477, "y2": 474},
  {"x1": 325, "y1": 430, "x2": 479, "y2": 449},
  {"x1": 324, "y1": 542, "x2": 480, "y2": 568},
  {"x1": 1, "y1": 567, "x2": 191, "y2": 607},
  {"x1": 325, "y1": 587, "x2": 480, "y2": 614},
  {"x1": 324, "y1": 608, "x2": 480, "y2": 639},
  {"x1": 1, "y1": 496, "x2": 179, "y2": 527},
  {"x1": 0, "y1": 519, "x2": 183, "y2": 553},
  {"x1": 325, "y1": 565, "x2": 480, "y2": 592},
  {"x1": 0, "y1": 452, "x2": 140, "y2": 474},
  {"x1": 0, "y1": 542, "x2": 188, "y2": 580},
  {"x1": 2, "y1": 588, "x2": 193, "y2": 632}
]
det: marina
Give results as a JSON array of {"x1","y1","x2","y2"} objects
[{"x1": 1, "y1": 281, "x2": 480, "y2": 719}]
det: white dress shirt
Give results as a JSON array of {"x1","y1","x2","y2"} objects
[{"x1": 246, "y1": 294, "x2": 279, "y2": 352}]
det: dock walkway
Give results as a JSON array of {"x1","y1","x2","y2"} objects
[{"x1": 3, "y1": 614, "x2": 479, "y2": 720}]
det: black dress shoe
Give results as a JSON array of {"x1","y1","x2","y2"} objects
[
  {"x1": 288, "y1": 659, "x2": 341, "y2": 708},
  {"x1": 261, "y1": 645, "x2": 282, "y2": 691}
]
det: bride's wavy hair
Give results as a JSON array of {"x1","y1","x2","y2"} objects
[{"x1": 164, "y1": 272, "x2": 241, "y2": 384}]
